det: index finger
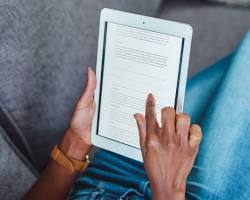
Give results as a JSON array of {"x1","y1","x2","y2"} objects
[{"x1": 145, "y1": 93, "x2": 159, "y2": 135}]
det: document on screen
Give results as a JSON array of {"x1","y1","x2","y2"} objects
[{"x1": 97, "y1": 22, "x2": 184, "y2": 148}]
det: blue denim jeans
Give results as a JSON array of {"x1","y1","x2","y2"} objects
[{"x1": 70, "y1": 31, "x2": 250, "y2": 200}]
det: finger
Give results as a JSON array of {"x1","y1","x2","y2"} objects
[
  {"x1": 161, "y1": 107, "x2": 176, "y2": 141},
  {"x1": 134, "y1": 113, "x2": 146, "y2": 149},
  {"x1": 176, "y1": 113, "x2": 191, "y2": 146},
  {"x1": 76, "y1": 67, "x2": 97, "y2": 109},
  {"x1": 189, "y1": 124, "x2": 202, "y2": 151},
  {"x1": 145, "y1": 93, "x2": 159, "y2": 135}
]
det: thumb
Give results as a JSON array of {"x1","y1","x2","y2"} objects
[
  {"x1": 76, "y1": 67, "x2": 97, "y2": 109},
  {"x1": 134, "y1": 113, "x2": 146, "y2": 149}
]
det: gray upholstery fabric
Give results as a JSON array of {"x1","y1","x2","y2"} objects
[
  {"x1": 1, "y1": 0, "x2": 249, "y2": 173},
  {"x1": 0, "y1": 0, "x2": 161, "y2": 171},
  {"x1": 0, "y1": 126, "x2": 37, "y2": 200},
  {"x1": 206, "y1": 0, "x2": 250, "y2": 7},
  {"x1": 159, "y1": 0, "x2": 250, "y2": 76}
]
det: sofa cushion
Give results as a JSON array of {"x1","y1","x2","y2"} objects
[
  {"x1": 0, "y1": 126, "x2": 37, "y2": 199},
  {"x1": 205, "y1": 0, "x2": 250, "y2": 7},
  {"x1": 0, "y1": 0, "x2": 161, "y2": 171},
  {"x1": 158, "y1": 0, "x2": 250, "y2": 76}
]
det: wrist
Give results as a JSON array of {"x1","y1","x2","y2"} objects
[
  {"x1": 58, "y1": 129, "x2": 91, "y2": 161},
  {"x1": 151, "y1": 182, "x2": 186, "y2": 200}
]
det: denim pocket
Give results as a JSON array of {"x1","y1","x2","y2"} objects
[
  {"x1": 71, "y1": 181, "x2": 151, "y2": 200},
  {"x1": 118, "y1": 181, "x2": 150, "y2": 200},
  {"x1": 70, "y1": 182, "x2": 105, "y2": 200}
]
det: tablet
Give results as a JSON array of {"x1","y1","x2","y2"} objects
[{"x1": 91, "y1": 8, "x2": 193, "y2": 162}]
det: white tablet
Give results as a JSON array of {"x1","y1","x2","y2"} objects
[{"x1": 91, "y1": 8, "x2": 193, "y2": 162}]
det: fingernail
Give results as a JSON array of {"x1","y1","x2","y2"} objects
[{"x1": 147, "y1": 93, "x2": 154, "y2": 100}]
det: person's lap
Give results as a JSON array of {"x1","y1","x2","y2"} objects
[
  {"x1": 186, "y1": 32, "x2": 250, "y2": 200},
  {"x1": 70, "y1": 31, "x2": 250, "y2": 200}
]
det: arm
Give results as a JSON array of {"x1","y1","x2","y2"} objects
[
  {"x1": 24, "y1": 67, "x2": 96, "y2": 200},
  {"x1": 134, "y1": 94, "x2": 202, "y2": 200}
]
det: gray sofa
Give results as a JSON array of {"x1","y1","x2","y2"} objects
[{"x1": 0, "y1": 0, "x2": 249, "y2": 199}]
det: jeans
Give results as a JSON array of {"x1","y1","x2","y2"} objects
[{"x1": 70, "y1": 31, "x2": 250, "y2": 200}]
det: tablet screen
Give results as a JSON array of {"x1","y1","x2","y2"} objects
[{"x1": 97, "y1": 22, "x2": 184, "y2": 148}]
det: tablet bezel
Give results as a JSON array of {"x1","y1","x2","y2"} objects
[{"x1": 91, "y1": 8, "x2": 193, "y2": 162}]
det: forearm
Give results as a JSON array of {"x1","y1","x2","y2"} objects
[
  {"x1": 24, "y1": 130, "x2": 90, "y2": 200},
  {"x1": 24, "y1": 159, "x2": 77, "y2": 200}
]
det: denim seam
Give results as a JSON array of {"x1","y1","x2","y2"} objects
[{"x1": 118, "y1": 181, "x2": 149, "y2": 199}]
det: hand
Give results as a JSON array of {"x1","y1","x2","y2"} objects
[
  {"x1": 59, "y1": 67, "x2": 96, "y2": 160},
  {"x1": 24, "y1": 68, "x2": 97, "y2": 200},
  {"x1": 69, "y1": 67, "x2": 97, "y2": 146},
  {"x1": 134, "y1": 94, "x2": 202, "y2": 200}
]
